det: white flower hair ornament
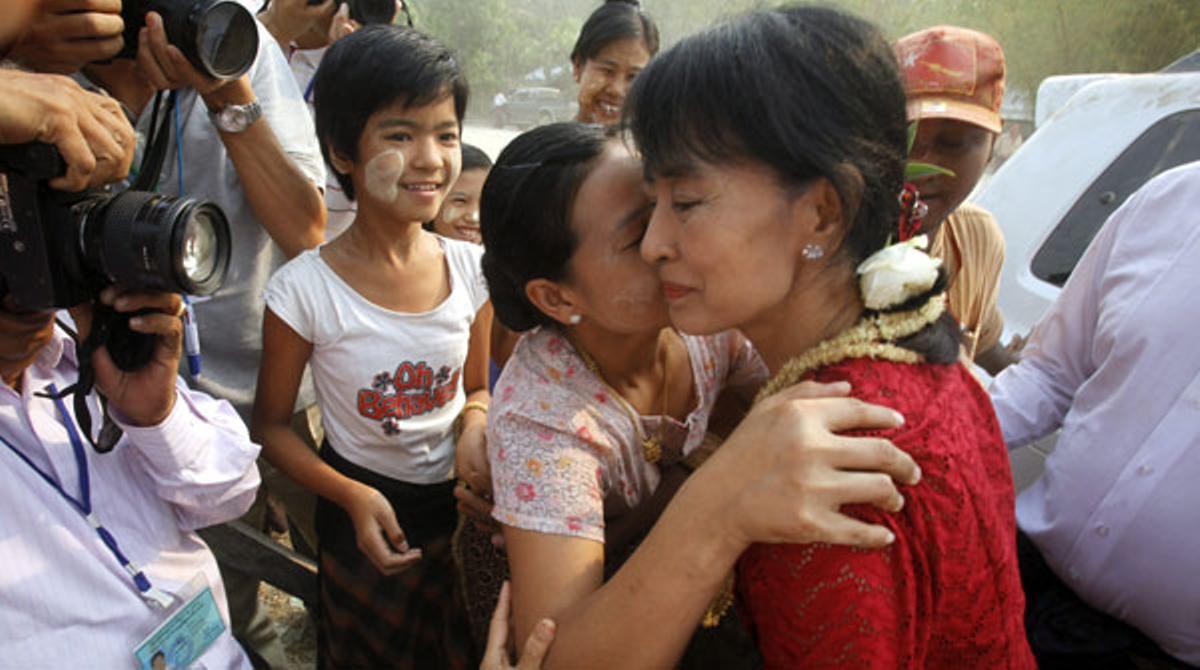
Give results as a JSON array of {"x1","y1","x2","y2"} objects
[{"x1": 856, "y1": 235, "x2": 943, "y2": 310}]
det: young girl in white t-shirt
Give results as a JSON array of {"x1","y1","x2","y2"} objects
[{"x1": 252, "y1": 26, "x2": 488, "y2": 669}]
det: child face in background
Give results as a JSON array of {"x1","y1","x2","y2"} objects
[
  {"x1": 335, "y1": 95, "x2": 462, "y2": 225},
  {"x1": 432, "y1": 167, "x2": 488, "y2": 244}
]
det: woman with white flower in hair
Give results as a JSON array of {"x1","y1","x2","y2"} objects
[{"x1": 631, "y1": 6, "x2": 1035, "y2": 668}]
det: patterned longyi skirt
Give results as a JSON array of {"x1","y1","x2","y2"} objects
[{"x1": 316, "y1": 443, "x2": 473, "y2": 670}]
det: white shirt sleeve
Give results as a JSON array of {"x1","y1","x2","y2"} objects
[
  {"x1": 263, "y1": 252, "x2": 319, "y2": 343},
  {"x1": 448, "y1": 238, "x2": 489, "y2": 312},
  {"x1": 117, "y1": 377, "x2": 261, "y2": 530},
  {"x1": 988, "y1": 181, "x2": 1132, "y2": 448}
]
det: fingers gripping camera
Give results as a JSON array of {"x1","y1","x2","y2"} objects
[
  {"x1": 119, "y1": 0, "x2": 260, "y2": 80},
  {"x1": 0, "y1": 142, "x2": 232, "y2": 368}
]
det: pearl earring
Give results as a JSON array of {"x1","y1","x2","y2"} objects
[
  {"x1": 802, "y1": 243, "x2": 824, "y2": 260},
  {"x1": 568, "y1": 314, "x2": 582, "y2": 325}
]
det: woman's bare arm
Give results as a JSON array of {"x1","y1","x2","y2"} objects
[{"x1": 505, "y1": 382, "x2": 920, "y2": 668}]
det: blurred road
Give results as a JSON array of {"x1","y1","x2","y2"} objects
[{"x1": 463, "y1": 125, "x2": 518, "y2": 161}]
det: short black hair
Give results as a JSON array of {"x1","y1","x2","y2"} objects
[
  {"x1": 480, "y1": 123, "x2": 610, "y2": 332},
  {"x1": 626, "y1": 5, "x2": 959, "y2": 363},
  {"x1": 461, "y1": 143, "x2": 492, "y2": 172},
  {"x1": 570, "y1": 0, "x2": 660, "y2": 67},
  {"x1": 312, "y1": 25, "x2": 469, "y2": 201}
]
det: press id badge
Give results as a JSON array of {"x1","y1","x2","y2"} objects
[{"x1": 133, "y1": 575, "x2": 226, "y2": 670}]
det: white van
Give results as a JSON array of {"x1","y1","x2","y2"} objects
[{"x1": 975, "y1": 60, "x2": 1200, "y2": 487}]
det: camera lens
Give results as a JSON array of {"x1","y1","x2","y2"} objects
[
  {"x1": 83, "y1": 191, "x2": 231, "y2": 297},
  {"x1": 179, "y1": 206, "x2": 224, "y2": 287},
  {"x1": 193, "y1": 1, "x2": 259, "y2": 80},
  {"x1": 119, "y1": 1, "x2": 259, "y2": 81}
]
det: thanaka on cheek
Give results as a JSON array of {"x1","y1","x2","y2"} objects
[{"x1": 363, "y1": 150, "x2": 406, "y2": 203}]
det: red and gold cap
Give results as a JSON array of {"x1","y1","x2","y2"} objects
[{"x1": 895, "y1": 26, "x2": 1006, "y2": 134}]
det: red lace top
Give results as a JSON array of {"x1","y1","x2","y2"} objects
[{"x1": 739, "y1": 359, "x2": 1035, "y2": 669}]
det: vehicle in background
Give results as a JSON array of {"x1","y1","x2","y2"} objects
[
  {"x1": 977, "y1": 53, "x2": 1200, "y2": 489},
  {"x1": 492, "y1": 86, "x2": 578, "y2": 129}
]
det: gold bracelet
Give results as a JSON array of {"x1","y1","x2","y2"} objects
[
  {"x1": 461, "y1": 401, "x2": 489, "y2": 417},
  {"x1": 454, "y1": 401, "x2": 489, "y2": 439}
]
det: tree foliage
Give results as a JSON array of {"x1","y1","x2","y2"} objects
[{"x1": 409, "y1": 0, "x2": 1200, "y2": 120}]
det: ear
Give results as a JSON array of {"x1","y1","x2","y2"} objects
[
  {"x1": 525, "y1": 278, "x2": 582, "y2": 327},
  {"x1": 804, "y1": 176, "x2": 849, "y2": 239},
  {"x1": 328, "y1": 144, "x2": 355, "y2": 176},
  {"x1": 572, "y1": 60, "x2": 583, "y2": 84}
]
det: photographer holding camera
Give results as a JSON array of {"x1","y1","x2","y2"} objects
[
  {"x1": 10, "y1": 0, "x2": 327, "y2": 665},
  {"x1": 0, "y1": 4, "x2": 261, "y2": 667}
]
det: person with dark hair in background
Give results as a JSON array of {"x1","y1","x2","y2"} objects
[
  {"x1": 0, "y1": 7, "x2": 258, "y2": 666},
  {"x1": 896, "y1": 25, "x2": 1021, "y2": 375},
  {"x1": 570, "y1": 0, "x2": 658, "y2": 127},
  {"x1": 252, "y1": 25, "x2": 487, "y2": 668},
  {"x1": 488, "y1": 0, "x2": 662, "y2": 373},
  {"x1": 429, "y1": 143, "x2": 492, "y2": 244},
  {"x1": 630, "y1": 6, "x2": 1034, "y2": 667}
]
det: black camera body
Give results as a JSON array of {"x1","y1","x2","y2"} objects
[
  {"x1": 0, "y1": 143, "x2": 231, "y2": 369},
  {"x1": 118, "y1": 0, "x2": 259, "y2": 80}
]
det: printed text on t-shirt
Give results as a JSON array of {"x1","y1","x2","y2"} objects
[{"x1": 358, "y1": 361, "x2": 461, "y2": 435}]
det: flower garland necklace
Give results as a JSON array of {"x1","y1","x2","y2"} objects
[
  {"x1": 755, "y1": 233, "x2": 950, "y2": 400},
  {"x1": 567, "y1": 333, "x2": 670, "y2": 464},
  {"x1": 754, "y1": 293, "x2": 947, "y2": 403},
  {"x1": 755, "y1": 232, "x2": 948, "y2": 404}
]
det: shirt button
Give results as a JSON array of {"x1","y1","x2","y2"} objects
[
  {"x1": 1137, "y1": 464, "x2": 1154, "y2": 476},
  {"x1": 1068, "y1": 567, "x2": 1081, "y2": 581},
  {"x1": 1096, "y1": 524, "x2": 1110, "y2": 537}
]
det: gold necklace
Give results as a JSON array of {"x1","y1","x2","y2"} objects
[
  {"x1": 755, "y1": 293, "x2": 947, "y2": 404},
  {"x1": 569, "y1": 332, "x2": 670, "y2": 464}
]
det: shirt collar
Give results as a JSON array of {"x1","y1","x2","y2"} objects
[{"x1": 36, "y1": 321, "x2": 77, "y2": 373}]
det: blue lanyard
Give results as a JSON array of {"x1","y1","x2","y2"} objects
[{"x1": 0, "y1": 384, "x2": 174, "y2": 609}]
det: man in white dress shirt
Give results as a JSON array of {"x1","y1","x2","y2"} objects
[
  {"x1": 990, "y1": 162, "x2": 1200, "y2": 668},
  {"x1": 0, "y1": 6, "x2": 259, "y2": 665},
  {"x1": 0, "y1": 296, "x2": 260, "y2": 669}
]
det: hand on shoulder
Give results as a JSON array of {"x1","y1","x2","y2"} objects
[{"x1": 692, "y1": 380, "x2": 920, "y2": 551}]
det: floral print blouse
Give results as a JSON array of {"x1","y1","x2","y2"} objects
[{"x1": 489, "y1": 327, "x2": 767, "y2": 542}]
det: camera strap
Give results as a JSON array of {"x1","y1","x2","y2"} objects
[
  {"x1": 41, "y1": 316, "x2": 124, "y2": 454},
  {"x1": 133, "y1": 91, "x2": 179, "y2": 192}
]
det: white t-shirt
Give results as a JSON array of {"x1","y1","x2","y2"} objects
[{"x1": 264, "y1": 236, "x2": 488, "y2": 483}]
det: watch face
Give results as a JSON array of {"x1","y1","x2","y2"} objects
[{"x1": 216, "y1": 103, "x2": 259, "y2": 132}]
